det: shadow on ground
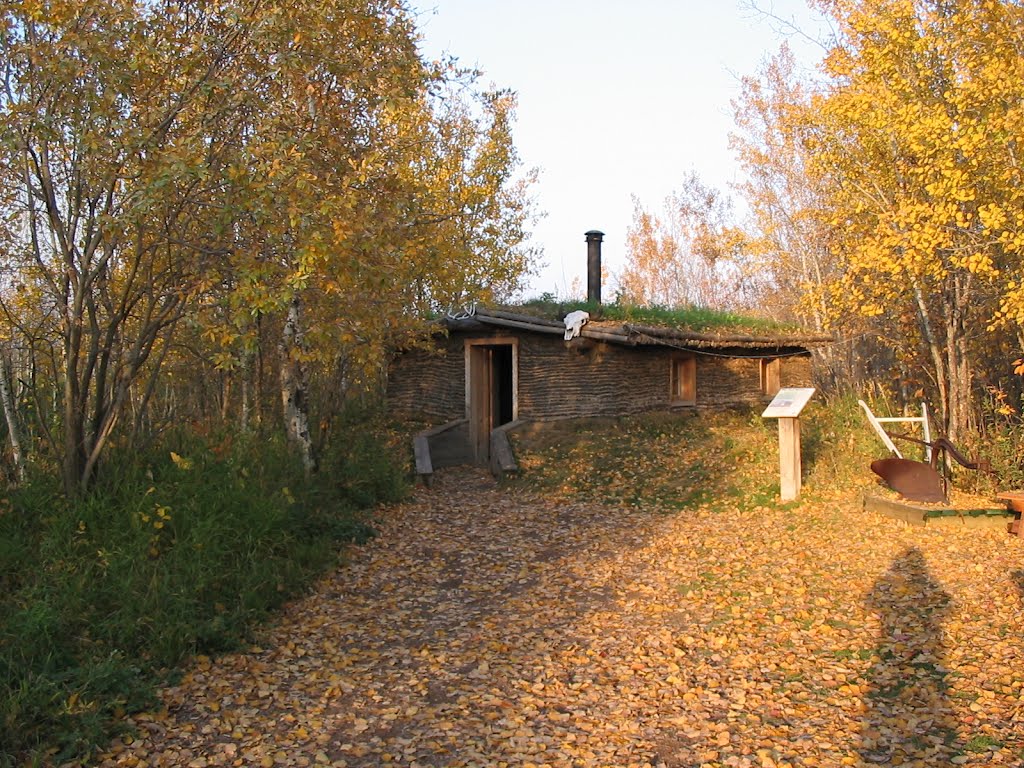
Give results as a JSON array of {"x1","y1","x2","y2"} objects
[{"x1": 860, "y1": 546, "x2": 959, "y2": 763}]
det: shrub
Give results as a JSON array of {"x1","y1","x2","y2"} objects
[{"x1": 0, "y1": 419, "x2": 400, "y2": 765}]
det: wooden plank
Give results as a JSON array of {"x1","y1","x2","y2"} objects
[
  {"x1": 996, "y1": 491, "x2": 1024, "y2": 513},
  {"x1": 863, "y1": 494, "x2": 928, "y2": 525},
  {"x1": 624, "y1": 322, "x2": 834, "y2": 345},
  {"x1": 579, "y1": 328, "x2": 633, "y2": 344},
  {"x1": 489, "y1": 420, "x2": 522, "y2": 477},
  {"x1": 469, "y1": 346, "x2": 490, "y2": 462},
  {"x1": 778, "y1": 417, "x2": 801, "y2": 501},
  {"x1": 474, "y1": 308, "x2": 565, "y2": 328},
  {"x1": 473, "y1": 315, "x2": 564, "y2": 335},
  {"x1": 920, "y1": 402, "x2": 932, "y2": 462},
  {"x1": 413, "y1": 419, "x2": 470, "y2": 480},
  {"x1": 760, "y1": 358, "x2": 781, "y2": 396},
  {"x1": 863, "y1": 494, "x2": 1011, "y2": 528},
  {"x1": 420, "y1": 418, "x2": 469, "y2": 439},
  {"x1": 413, "y1": 434, "x2": 433, "y2": 476},
  {"x1": 858, "y1": 400, "x2": 902, "y2": 458}
]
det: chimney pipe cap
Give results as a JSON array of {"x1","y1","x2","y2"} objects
[{"x1": 584, "y1": 230, "x2": 605, "y2": 241}]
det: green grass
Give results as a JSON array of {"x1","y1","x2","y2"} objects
[
  {"x1": 963, "y1": 734, "x2": 1003, "y2": 752},
  {"x1": 507, "y1": 409, "x2": 781, "y2": 510},
  {"x1": 0, "y1": 415, "x2": 407, "y2": 766},
  {"x1": 507, "y1": 396, "x2": 880, "y2": 511},
  {"x1": 508, "y1": 298, "x2": 795, "y2": 334}
]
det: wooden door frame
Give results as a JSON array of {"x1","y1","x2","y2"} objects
[{"x1": 465, "y1": 337, "x2": 519, "y2": 462}]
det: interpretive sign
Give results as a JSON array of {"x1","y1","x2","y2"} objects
[
  {"x1": 761, "y1": 387, "x2": 816, "y2": 419},
  {"x1": 761, "y1": 387, "x2": 816, "y2": 501}
]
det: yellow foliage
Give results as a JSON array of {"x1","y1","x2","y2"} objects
[
  {"x1": 795, "y1": 0, "x2": 1024, "y2": 332},
  {"x1": 169, "y1": 452, "x2": 193, "y2": 470}
]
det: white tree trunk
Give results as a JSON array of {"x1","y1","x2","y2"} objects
[
  {"x1": 0, "y1": 354, "x2": 26, "y2": 483},
  {"x1": 912, "y1": 279, "x2": 950, "y2": 432},
  {"x1": 280, "y1": 296, "x2": 317, "y2": 475}
]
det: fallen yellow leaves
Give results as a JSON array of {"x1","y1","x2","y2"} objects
[{"x1": 96, "y1": 469, "x2": 1024, "y2": 767}]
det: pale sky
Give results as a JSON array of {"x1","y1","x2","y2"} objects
[{"x1": 410, "y1": 1, "x2": 829, "y2": 299}]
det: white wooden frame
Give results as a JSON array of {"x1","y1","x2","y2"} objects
[{"x1": 858, "y1": 400, "x2": 932, "y2": 462}]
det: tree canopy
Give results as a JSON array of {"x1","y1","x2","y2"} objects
[
  {"x1": 623, "y1": 0, "x2": 1024, "y2": 440},
  {"x1": 804, "y1": 0, "x2": 1024, "y2": 440},
  {"x1": 0, "y1": 0, "x2": 538, "y2": 490}
]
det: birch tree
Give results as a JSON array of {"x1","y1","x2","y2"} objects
[
  {"x1": 807, "y1": 0, "x2": 1024, "y2": 440},
  {"x1": 0, "y1": 0, "x2": 255, "y2": 492},
  {"x1": 732, "y1": 0, "x2": 1024, "y2": 440},
  {"x1": 0, "y1": 0, "x2": 537, "y2": 489}
]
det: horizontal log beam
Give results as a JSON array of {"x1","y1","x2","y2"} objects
[
  {"x1": 580, "y1": 328, "x2": 633, "y2": 344},
  {"x1": 475, "y1": 308, "x2": 565, "y2": 328},
  {"x1": 473, "y1": 316, "x2": 565, "y2": 335},
  {"x1": 624, "y1": 323, "x2": 833, "y2": 346}
]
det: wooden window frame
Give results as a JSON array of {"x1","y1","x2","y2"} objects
[{"x1": 670, "y1": 354, "x2": 696, "y2": 406}]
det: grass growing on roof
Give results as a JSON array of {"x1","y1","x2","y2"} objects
[{"x1": 508, "y1": 298, "x2": 795, "y2": 334}]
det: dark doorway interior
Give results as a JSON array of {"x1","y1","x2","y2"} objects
[{"x1": 491, "y1": 344, "x2": 514, "y2": 428}]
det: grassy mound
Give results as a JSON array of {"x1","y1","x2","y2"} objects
[{"x1": 506, "y1": 397, "x2": 886, "y2": 510}]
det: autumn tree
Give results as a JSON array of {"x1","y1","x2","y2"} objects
[
  {"x1": 730, "y1": 0, "x2": 1024, "y2": 440},
  {"x1": 805, "y1": 0, "x2": 1024, "y2": 441},
  {"x1": 202, "y1": 25, "x2": 538, "y2": 472},
  {"x1": 620, "y1": 172, "x2": 753, "y2": 310},
  {"x1": 730, "y1": 46, "x2": 835, "y2": 328},
  {"x1": 729, "y1": 45, "x2": 893, "y2": 391},
  {"x1": 0, "y1": 0, "x2": 537, "y2": 490},
  {"x1": 0, "y1": 0, "x2": 254, "y2": 492}
]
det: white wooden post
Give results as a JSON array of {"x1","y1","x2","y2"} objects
[
  {"x1": 858, "y1": 399, "x2": 902, "y2": 457},
  {"x1": 920, "y1": 402, "x2": 932, "y2": 463}
]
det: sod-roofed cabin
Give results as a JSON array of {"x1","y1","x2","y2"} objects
[{"x1": 388, "y1": 231, "x2": 831, "y2": 476}]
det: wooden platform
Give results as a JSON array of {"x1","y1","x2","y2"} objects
[
  {"x1": 995, "y1": 492, "x2": 1024, "y2": 536},
  {"x1": 863, "y1": 494, "x2": 1013, "y2": 529}
]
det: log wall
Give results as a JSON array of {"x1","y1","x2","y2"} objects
[
  {"x1": 517, "y1": 334, "x2": 667, "y2": 419},
  {"x1": 387, "y1": 330, "x2": 814, "y2": 423},
  {"x1": 387, "y1": 338, "x2": 466, "y2": 421}
]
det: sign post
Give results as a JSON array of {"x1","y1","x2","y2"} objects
[{"x1": 762, "y1": 388, "x2": 816, "y2": 501}]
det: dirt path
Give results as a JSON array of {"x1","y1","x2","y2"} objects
[{"x1": 99, "y1": 470, "x2": 1024, "y2": 768}]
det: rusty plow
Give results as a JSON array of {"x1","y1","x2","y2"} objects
[{"x1": 870, "y1": 435, "x2": 991, "y2": 504}]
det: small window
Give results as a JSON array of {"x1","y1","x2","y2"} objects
[
  {"x1": 670, "y1": 355, "x2": 696, "y2": 405},
  {"x1": 760, "y1": 358, "x2": 781, "y2": 396}
]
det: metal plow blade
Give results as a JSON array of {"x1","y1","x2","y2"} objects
[{"x1": 870, "y1": 457, "x2": 947, "y2": 503}]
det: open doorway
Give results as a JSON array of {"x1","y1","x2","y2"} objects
[{"x1": 466, "y1": 339, "x2": 517, "y2": 463}]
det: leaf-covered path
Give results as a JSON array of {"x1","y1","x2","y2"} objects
[{"x1": 100, "y1": 470, "x2": 1024, "y2": 767}]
